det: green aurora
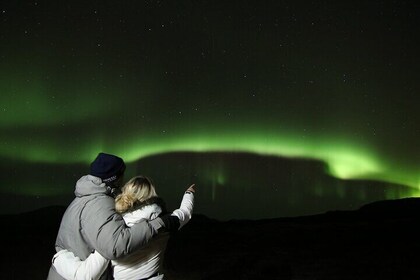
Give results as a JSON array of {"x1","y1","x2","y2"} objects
[
  {"x1": 1, "y1": 117, "x2": 418, "y2": 191},
  {"x1": 0, "y1": 67, "x2": 417, "y2": 190}
]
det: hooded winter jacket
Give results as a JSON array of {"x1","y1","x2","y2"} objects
[{"x1": 47, "y1": 175, "x2": 163, "y2": 280}]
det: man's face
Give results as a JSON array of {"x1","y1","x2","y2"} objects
[
  {"x1": 114, "y1": 175, "x2": 124, "y2": 189},
  {"x1": 105, "y1": 175, "x2": 124, "y2": 198}
]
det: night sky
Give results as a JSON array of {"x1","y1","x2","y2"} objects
[{"x1": 0, "y1": 1, "x2": 418, "y2": 220}]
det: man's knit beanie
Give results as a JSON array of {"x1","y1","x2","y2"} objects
[{"x1": 90, "y1": 152, "x2": 126, "y2": 184}]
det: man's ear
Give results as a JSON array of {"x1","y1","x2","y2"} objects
[{"x1": 105, "y1": 185, "x2": 113, "y2": 196}]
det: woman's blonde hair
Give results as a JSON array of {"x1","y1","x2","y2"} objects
[{"x1": 115, "y1": 175, "x2": 157, "y2": 213}]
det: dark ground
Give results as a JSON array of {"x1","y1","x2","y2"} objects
[{"x1": 3, "y1": 198, "x2": 420, "y2": 279}]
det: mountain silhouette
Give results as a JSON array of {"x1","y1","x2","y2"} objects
[{"x1": 3, "y1": 197, "x2": 420, "y2": 279}]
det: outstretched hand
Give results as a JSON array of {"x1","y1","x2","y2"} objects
[{"x1": 186, "y1": 184, "x2": 196, "y2": 193}]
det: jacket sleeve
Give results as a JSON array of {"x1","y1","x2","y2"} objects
[
  {"x1": 52, "y1": 249, "x2": 108, "y2": 280},
  {"x1": 171, "y1": 192, "x2": 194, "y2": 230},
  {"x1": 81, "y1": 196, "x2": 162, "y2": 260}
]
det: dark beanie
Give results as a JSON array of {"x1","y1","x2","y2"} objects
[{"x1": 90, "y1": 152, "x2": 126, "y2": 184}]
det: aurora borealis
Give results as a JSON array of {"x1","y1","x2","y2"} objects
[{"x1": 0, "y1": 1, "x2": 418, "y2": 219}]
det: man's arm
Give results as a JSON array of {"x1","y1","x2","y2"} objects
[
  {"x1": 82, "y1": 196, "x2": 177, "y2": 260},
  {"x1": 81, "y1": 197, "x2": 157, "y2": 260}
]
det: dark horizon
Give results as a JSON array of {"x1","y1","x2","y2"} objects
[{"x1": 5, "y1": 189, "x2": 420, "y2": 279}]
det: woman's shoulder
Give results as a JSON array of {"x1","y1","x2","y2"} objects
[
  {"x1": 123, "y1": 197, "x2": 167, "y2": 222},
  {"x1": 134, "y1": 197, "x2": 167, "y2": 213}
]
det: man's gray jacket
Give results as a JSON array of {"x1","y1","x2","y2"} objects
[{"x1": 47, "y1": 175, "x2": 162, "y2": 279}]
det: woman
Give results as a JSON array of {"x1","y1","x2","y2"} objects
[{"x1": 52, "y1": 175, "x2": 195, "y2": 280}]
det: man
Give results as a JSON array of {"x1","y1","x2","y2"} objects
[{"x1": 47, "y1": 152, "x2": 179, "y2": 279}]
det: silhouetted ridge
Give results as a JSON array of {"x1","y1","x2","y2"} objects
[
  {"x1": 3, "y1": 198, "x2": 420, "y2": 279},
  {"x1": 358, "y1": 197, "x2": 420, "y2": 218}
]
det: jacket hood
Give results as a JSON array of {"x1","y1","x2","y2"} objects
[
  {"x1": 74, "y1": 175, "x2": 107, "y2": 197},
  {"x1": 122, "y1": 197, "x2": 167, "y2": 227},
  {"x1": 133, "y1": 197, "x2": 167, "y2": 213},
  {"x1": 123, "y1": 204, "x2": 162, "y2": 226}
]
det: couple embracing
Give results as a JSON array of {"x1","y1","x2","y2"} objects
[{"x1": 47, "y1": 152, "x2": 195, "y2": 280}]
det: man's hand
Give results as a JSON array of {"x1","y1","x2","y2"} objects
[{"x1": 160, "y1": 213, "x2": 180, "y2": 232}]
